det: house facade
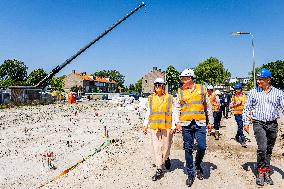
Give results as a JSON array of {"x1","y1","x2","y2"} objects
[
  {"x1": 63, "y1": 70, "x2": 117, "y2": 93},
  {"x1": 142, "y1": 67, "x2": 166, "y2": 94}
]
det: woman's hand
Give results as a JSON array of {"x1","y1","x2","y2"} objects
[{"x1": 143, "y1": 126, "x2": 148, "y2": 135}]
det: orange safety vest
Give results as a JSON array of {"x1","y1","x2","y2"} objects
[
  {"x1": 148, "y1": 93, "x2": 173, "y2": 129},
  {"x1": 178, "y1": 84, "x2": 206, "y2": 121},
  {"x1": 231, "y1": 93, "x2": 246, "y2": 115},
  {"x1": 208, "y1": 92, "x2": 219, "y2": 112}
]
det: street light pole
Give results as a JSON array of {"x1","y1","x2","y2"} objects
[{"x1": 231, "y1": 32, "x2": 256, "y2": 88}]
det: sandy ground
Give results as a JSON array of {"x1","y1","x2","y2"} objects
[{"x1": 0, "y1": 100, "x2": 283, "y2": 189}]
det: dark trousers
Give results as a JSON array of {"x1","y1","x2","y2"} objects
[
  {"x1": 182, "y1": 123, "x2": 207, "y2": 177},
  {"x1": 234, "y1": 114, "x2": 245, "y2": 142},
  {"x1": 253, "y1": 120, "x2": 278, "y2": 169},
  {"x1": 222, "y1": 104, "x2": 229, "y2": 118},
  {"x1": 213, "y1": 111, "x2": 222, "y2": 130}
]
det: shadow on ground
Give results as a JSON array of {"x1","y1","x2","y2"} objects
[
  {"x1": 242, "y1": 162, "x2": 284, "y2": 179},
  {"x1": 169, "y1": 159, "x2": 217, "y2": 179}
]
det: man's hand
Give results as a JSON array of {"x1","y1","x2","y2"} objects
[
  {"x1": 207, "y1": 124, "x2": 213, "y2": 134},
  {"x1": 143, "y1": 126, "x2": 148, "y2": 135},
  {"x1": 175, "y1": 123, "x2": 182, "y2": 133},
  {"x1": 243, "y1": 125, "x2": 249, "y2": 134}
]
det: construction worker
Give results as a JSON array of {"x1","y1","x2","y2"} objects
[
  {"x1": 221, "y1": 89, "x2": 230, "y2": 118},
  {"x1": 143, "y1": 78, "x2": 174, "y2": 181},
  {"x1": 207, "y1": 85, "x2": 221, "y2": 140},
  {"x1": 230, "y1": 83, "x2": 247, "y2": 147},
  {"x1": 243, "y1": 68, "x2": 284, "y2": 186},
  {"x1": 175, "y1": 69, "x2": 213, "y2": 187}
]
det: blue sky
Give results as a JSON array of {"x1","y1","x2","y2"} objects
[{"x1": 1, "y1": 0, "x2": 284, "y2": 85}]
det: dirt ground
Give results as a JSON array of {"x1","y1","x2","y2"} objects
[{"x1": 0, "y1": 100, "x2": 283, "y2": 189}]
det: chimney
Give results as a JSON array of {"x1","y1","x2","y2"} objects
[
  {"x1": 153, "y1": 67, "x2": 157, "y2": 71},
  {"x1": 158, "y1": 69, "x2": 162, "y2": 72},
  {"x1": 72, "y1": 70, "x2": 75, "y2": 74}
]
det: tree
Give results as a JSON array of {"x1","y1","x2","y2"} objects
[
  {"x1": 50, "y1": 77, "x2": 65, "y2": 91},
  {"x1": 94, "y1": 70, "x2": 125, "y2": 89},
  {"x1": 0, "y1": 59, "x2": 28, "y2": 86},
  {"x1": 26, "y1": 68, "x2": 48, "y2": 86},
  {"x1": 135, "y1": 78, "x2": 142, "y2": 93},
  {"x1": 166, "y1": 65, "x2": 180, "y2": 94},
  {"x1": 194, "y1": 57, "x2": 231, "y2": 85},
  {"x1": 128, "y1": 84, "x2": 136, "y2": 92}
]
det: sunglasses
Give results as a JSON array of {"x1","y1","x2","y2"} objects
[{"x1": 154, "y1": 83, "x2": 164, "y2": 87}]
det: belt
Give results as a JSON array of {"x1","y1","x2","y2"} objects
[{"x1": 253, "y1": 119, "x2": 277, "y2": 125}]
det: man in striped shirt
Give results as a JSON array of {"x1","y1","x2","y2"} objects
[{"x1": 242, "y1": 68, "x2": 284, "y2": 186}]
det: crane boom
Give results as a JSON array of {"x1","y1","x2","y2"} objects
[{"x1": 36, "y1": 2, "x2": 145, "y2": 89}]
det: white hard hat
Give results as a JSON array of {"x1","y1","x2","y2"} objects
[
  {"x1": 154, "y1": 78, "x2": 165, "y2": 84},
  {"x1": 180, "y1": 69, "x2": 195, "y2": 78},
  {"x1": 215, "y1": 90, "x2": 221, "y2": 95},
  {"x1": 207, "y1": 85, "x2": 214, "y2": 90}
]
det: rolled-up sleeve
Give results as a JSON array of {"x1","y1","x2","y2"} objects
[
  {"x1": 172, "y1": 97, "x2": 180, "y2": 129},
  {"x1": 242, "y1": 92, "x2": 252, "y2": 126}
]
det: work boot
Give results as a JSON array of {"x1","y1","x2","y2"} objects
[
  {"x1": 196, "y1": 167, "x2": 204, "y2": 180},
  {"x1": 264, "y1": 168, "x2": 274, "y2": 185},
  {"x1": 241, "y1": 141, "x2": 247, "y2": 148},
  {"x1": 186, "y1": 176, "x2": 195, "y2": 187},
  {"x1": 165, "y1": 157, "x2": 171, "y2": 170},
  {"x1": 214, "y1": 130, "x2": 220, "y2": 140},
  {"x1": 152, "y1": 169, "x2": 163, "y2": 181},
  {"x1": 256, "y1": 168, "x2": 265, "y2": 186}
]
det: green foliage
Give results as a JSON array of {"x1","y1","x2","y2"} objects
[
  {"x1": 128, "y1": 84, "x2": 136, "y2": 92},
  {"x1": 50, "y1": 77, "x2": 65, "y2": 92},
  {"x1": 166, "y1": 65, "x2": 180, "y2": 94},
  {"x1": 70, "y1": 86, "x2": 79, "y2": 93},
  {"x1": 0, "y1": 59, "x2": 28, "y2": 86},
  {"x1": 128, "y1": 78, "x2": 142, "y2": 93},
  {"x1": 247, "y1": 60, "x2": 284, "y2": 90},
  {"x1": 194, "y1": 57, "x2": 231, "y2": 85},
  {"x1": 94, "y1": 70, "x2": 125, "y2": 88},
  {"x1": 26, "y1": 68, "x2": 48, "y2": 86},
  {"x1": 135, "y1": 78, "x2": 142, "y2": 93}
]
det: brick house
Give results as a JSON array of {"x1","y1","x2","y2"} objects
[
  {"x1": 63, "y1": 70, "x2": 117, "y2": 93},
  {"x1": 142, "y1": 67, "x2": 166, "y2": 94}
]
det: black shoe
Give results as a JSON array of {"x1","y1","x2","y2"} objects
[
  {"x1": 256, "y1": 172, "x2": 265, "y2": 186},
  {"x1": 186, "y1": 176, "x2": 195, "y2": 187},
  {"x1": 264, "y1": 172, "x2": 274, "y2": 185},
  {"x1": 241, "y1": 142, "x2": 247, "y2": 148},
  {"x1": 152, "y1": 169, "x2": 163, "y2": 181},
  {"x1": 165, "y1": 158, "x2": 171, "y2": 170},
  {"x1": 196, "y1": 167, "x2": 204, "y2": 180}
]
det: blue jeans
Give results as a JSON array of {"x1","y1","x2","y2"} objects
[
  {"x1": 234, "y1": 114, "x2": 244, "y2": 142},
  {"x1": 182, "y1": 122, "x2": 207, "y2": 177}
]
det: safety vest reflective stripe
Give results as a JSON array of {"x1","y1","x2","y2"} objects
[
  {"x1": 150, "y1": 112, "x2": 172, "y2": 115},
  {"x1": 180, "y1": 101, "x2": 203, "y2": 107},
  {"x1": 148, "y1": 94, "x2": 173, "y2": 129},
  {"x1": 180, "y1": 111, "x2": 205, "y2": 115},
  {"x1": 178, "y1": 84, "x2": 206, "y2": 121},
  {"x1": 149, "y1": 120, "x2": 172, "y2": 124}
]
